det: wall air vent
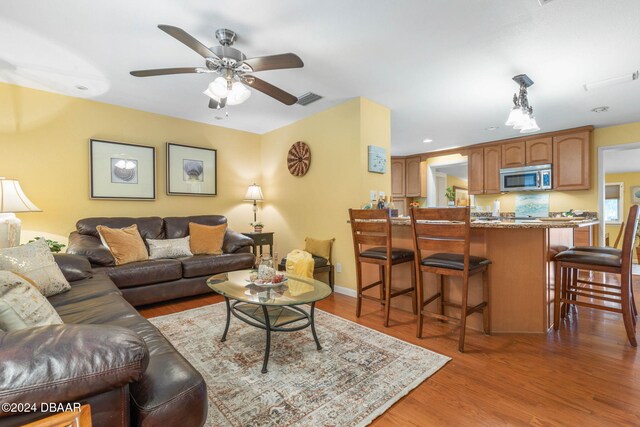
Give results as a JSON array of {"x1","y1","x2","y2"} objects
[{"x1": 297, "y1": 92, "x2": 323, "y2": 106}]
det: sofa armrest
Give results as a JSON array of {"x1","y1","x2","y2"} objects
[
  {"x1": 223, "y1": 229, "x2": 254, "y2": 254},
  {"x1": 53, "y1": 254, "x2": 93, "y2": 282},
  {"x1": 0, "y1": 324, "x2": 148, "y2": 413},
  {"x1": 67, "y1": 231, "x2": 115, "y2": 266}
]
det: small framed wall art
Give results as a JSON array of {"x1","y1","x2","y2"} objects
[
  {"x1": 90, "y1": 139, "x2": 156, "y2": 200},
  {"x1": 367, "y1": 145, "x2": 387, "y2": 174},
  {"x1": 632, "y1": 186, "x2": 640, "y2": 204},
  {"x1": 167, "y1": 143, "x2": 217, "y2": 196}
]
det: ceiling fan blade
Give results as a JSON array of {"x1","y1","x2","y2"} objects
[
  {"x1": 158, "y1": 24, "x2": 220, "y2": 60},
  {"x1": 242, "y1": 75, "x2": 298, "y2": 105},
  {"x1": 130, "y1": 67, "x2": 207, "y2": 77},
  {"x1": 240, "y1": 53, "x2": 303, "y2": 72},
  {"x1": 209, "y1": 98, "x2": 226, "y2": 109}
]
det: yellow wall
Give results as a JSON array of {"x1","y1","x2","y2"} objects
[
  {"x1": 446, "y1": 175, "x2": 468, "y2": 189},
  {"x1": 604, "y1": 172, "x2": 640, "y2": 248},
  {"x1": 260, "y1": 98, "x2": 391, "y2": 290},
  {"x1": 0, "y1": 83, "x2": 261, "y2": 243}
]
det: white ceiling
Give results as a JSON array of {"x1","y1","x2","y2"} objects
[
  {"x1": 1, "y1": 0, "x2": 640, "y2": 155},
  {"x1": 604, "y1": 147, "x2": 640, "y2": 174},
  {"x1": 434, "y1": 163, "x2": 469, "y2": 181}
]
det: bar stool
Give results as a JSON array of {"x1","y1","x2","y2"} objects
[
  {"x1": 554, "y1": 205, "x2": 639, "y2": 346},
  {"x1": 349, "y1": 209, "x2": 417, "y2": 327},
  {"x1": 409, "y1": 207, "x2": 491, "y2": 352}
]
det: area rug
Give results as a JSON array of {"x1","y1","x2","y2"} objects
[{"x1": 149, "y1": 303, "x2": 450, "y2": 426}]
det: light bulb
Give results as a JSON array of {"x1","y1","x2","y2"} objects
[
  {"x1": 207, "y1": 77, "x2": 229, "y2": 98},
  {"x1": 505, "y1": 107, "x2": 524, "y2": 126},
  {"x1": 226, "y1": 82, "x2": 251, "y2": 106}
]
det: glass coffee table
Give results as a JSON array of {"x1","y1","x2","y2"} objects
[{"x1": 207, "y1": 270, "x2": 332, "y2": 373}]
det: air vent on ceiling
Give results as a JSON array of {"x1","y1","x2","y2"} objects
[{"x1": 297, "y1": 92, "x2": 323, "y2": 106}]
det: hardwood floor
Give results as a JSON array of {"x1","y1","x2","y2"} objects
[{"x1": 138, "y1": 274, "x2": 640, "y2": 426}]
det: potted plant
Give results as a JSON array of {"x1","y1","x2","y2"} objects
[
  {"x1": 28, "y1": 237, "x2": 66, "y2": 253},
  {"x1": 445, "y1": 187, "x2": 456, "y2": 206},
  {"x1": 250, "y1": 221, "x2": 264, "y2": 233}
]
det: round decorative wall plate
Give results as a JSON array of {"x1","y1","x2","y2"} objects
[{"x1": 287, "y1": 141, "x2": 311, "y2": 176}]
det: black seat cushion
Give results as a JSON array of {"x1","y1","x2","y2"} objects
[
  {"x1": 279, "y1": 255, "x2": 329, "y2": 268},
  {"x1": 360, "y1": 247, "x2": 414, "y2": 262},
  {"x1": 93, "y1": 259, "x2": 182, "y2": 289},
  {"x1": 570, "y1": 246, "x2": 622, "y2": 256},
  {"x1": 180, "y1": 253, "x2": 255, "y2": 278},
  {"x1": 554, "y1": 250, "x2": 622, "y2": 268},
  {"x1": 421, "y1": 252, "x2": 491, "y2": 271}
]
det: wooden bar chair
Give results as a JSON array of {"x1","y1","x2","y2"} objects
[
  {"x1": 409, "y1": 207, "x2": 491, "y2": 352},
  {"x1": 349, "y1": 209, "x2": 417, "y2": 327},
  {"x1": 554, "y1": 205, "x2": 640, "y2": 346}
]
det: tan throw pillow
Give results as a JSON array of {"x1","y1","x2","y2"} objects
[
  {"x1": 0, "y1": 239, "x2": 70, "y2": 297},
  {"x1": 304, "y1": 237, "x2": 335, "y2": 260},
  {"x1": 147, "y1": 236, "x2": 193, "y2": 259},
  {"x1": 96, "y1": 224, "x2": 148, "y2": 265},
  {"x1": 189, "y1": 222, "x2": 227, "y2": 255},
  {"x1": 0, "y1": 271, "x2": 64, "y2": 331}
]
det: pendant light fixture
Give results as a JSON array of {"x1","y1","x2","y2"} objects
[{"x1": 505, "y1": 74, "x2": 540, "y2": 133}]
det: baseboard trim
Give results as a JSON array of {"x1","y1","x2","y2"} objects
[{"x1": 333, "y1": 285, "x2": 357, "y2": 298}]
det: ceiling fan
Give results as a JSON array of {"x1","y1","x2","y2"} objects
[{"x1": 130, "y1": 25, "x2": 304, "y2": 109}]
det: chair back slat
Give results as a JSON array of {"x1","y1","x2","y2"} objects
[
  {"x1": 417, "y1": 238, "x2": 466, "y2": 253},
  {"x1": 414, "y1": 222, "x2": 467, "y2": 239},
  {"x1": 349, "y1": 209, "x2": 392, "y2": 256},
  {"x1": 410, "y1": 207, "x2": 471, "y2": 270},
  {"x1": 357, "y1": 234, "x2": 388, "y2": 246}
]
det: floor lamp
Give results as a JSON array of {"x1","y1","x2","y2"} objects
[{"x1": 0, "y1": 178, "x2": 41, "y2": 248}]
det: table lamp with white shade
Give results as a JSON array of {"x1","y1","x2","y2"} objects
[
  {"x1": 244, "y1": 183, "x2": 264, "y2": 223},
  {"x1": 0, "y1": 178, "x2": 41, "y2": 248}
]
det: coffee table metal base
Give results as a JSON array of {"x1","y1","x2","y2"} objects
[{"x1": 220, "y1": 297, "x2": 322, "y2": 373}]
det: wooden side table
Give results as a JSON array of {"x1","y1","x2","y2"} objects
[{"x1": 242, "y1": 231, "x2": 274, "y2": 257}]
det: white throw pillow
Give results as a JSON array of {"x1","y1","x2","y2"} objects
[
  {"x1": 0, "y1": 271, "x2": 64, "y2": 331},
  {"x1": 147, "y1": 236, "x2": 193, "y2": 259},
  {"x1": 0, "y1": 239, "x2": 70, "y2": 297}
]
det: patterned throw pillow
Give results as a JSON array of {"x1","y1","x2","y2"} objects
[
  {"x1": 0, "y1": 239, "x2": 70, "y2": 297},
  {"x1": 147, "y1": 236, "x2": 193, "y2": 259},
  {"x1": 0, "y1": 271, "x2": 64, "y2": 331}
]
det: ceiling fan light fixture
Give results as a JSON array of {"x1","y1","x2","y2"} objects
[
  {"x1": 208, "y1": 77, "x2": 229, "y2": 98},
  {"x1": 226, "y1": 82, "x2": 251, "y2": 106}
]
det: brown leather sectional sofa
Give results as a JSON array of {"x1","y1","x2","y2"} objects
[
  {"x1": 0, "y1": 254, "x2": 207, "y2": 426},
  {"x1": 67, "y1": 215, "x2": 255, "y2": 306}
]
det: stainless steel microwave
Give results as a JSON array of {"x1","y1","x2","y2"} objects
[{"x1": 499, "y1": 164, "x2": 552, "y2": 192}]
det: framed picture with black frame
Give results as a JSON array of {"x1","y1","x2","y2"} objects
[
  {"x1": 89, "y1": 139, "x2": 156, "y2": 200},
  {"x1": 166, "y1": 142, "x2": 217, "y2": 196}
]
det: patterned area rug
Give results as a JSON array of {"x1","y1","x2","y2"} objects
[{"x1": 149, "y1": 303, "x2": 450, "y2": 426}]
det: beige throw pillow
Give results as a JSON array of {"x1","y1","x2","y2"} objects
[
  {"x1": 0, "y1": 271, "x2": 63, "y2": 331},
  {"x1": 147, "y1": 236, "x2": 193, "y2": 259},
  {"x1": 0, "y1": 239, "x2": 70, "y2": 297},
  {"x1": 97, "y1": 224, "x2": 149, "y2": 265},
  {"x1": 189, "y1": 222, "x2": 227, "y2": 255},
  {"x1": 304, "y1": 237, "x2": 335, "y2": 261}
]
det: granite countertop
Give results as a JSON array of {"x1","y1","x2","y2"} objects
[{"x1": 391, "y1": 218, "x2": 599, "y2": 229}]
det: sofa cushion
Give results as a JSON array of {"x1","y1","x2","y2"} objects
[
  {"x1": 97, "y1": 224, "x2": 149, "y2": 265},
  {"x1": 0, "y1": 271, "x2": 64, "y2": 331},
  {"x1": 54, "y1": 254, "x2": 93, "y2": 282},
  {"x1": 189, "y1": 222, "x2": 227, "y2": 255},
  {"x1": 77, "y1": 217, "x2": 164, "y2": 242},
  {"x1": 93, "y1": 259, "x2": 182, "y2": 289},
  {"x1": 48, "y1": 273, "x2": 121, "y2": 308},
  {"x1": 180, "y1": 253, "x2": 255, "y2": 278},
  {"x1": 164, "y1": 215, "x2": 227, "y2": 239},
  {"x1": 147, "y1": 236, "x2": 193, "y2": 259},
  {"x1": 0, "y1": 239, "x2": 71, "y2": 297}
]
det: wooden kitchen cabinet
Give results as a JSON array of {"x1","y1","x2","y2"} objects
[
  {"x1": 501, "y1": 141, "x2": 526, "y2": 168},
  {"x1": 553, "y1": 131, "x2": 591, "y2": 190},
  {"x1": 484, "y1": 146, "x2": 502, "y2": 194},
  {"x1": 468, "y1": 148, "x2": 484, "y2": 195},
  {"x1": 525, "y1": 137, "x2": 553, "y2": 165},
  {"x1": 405, "y1": 156, "x2": 422, "y2": 197},
  {"x1": 391, "y1": 157, "x2": 405, "y2": 197}
]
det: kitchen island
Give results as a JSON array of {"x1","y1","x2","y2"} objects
[{"x1": 360, "y1": 218, "x2": 598, "y2": 333}]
